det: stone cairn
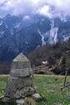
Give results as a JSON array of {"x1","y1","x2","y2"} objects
[{"x1": 3, "y1": 53, "x2": 41, "y2": 105}]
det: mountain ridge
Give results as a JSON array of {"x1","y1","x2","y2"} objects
[{"x1": 0, "y1": 14, "x2": 70, "y2": 61}]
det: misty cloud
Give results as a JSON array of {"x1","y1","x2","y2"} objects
[{"x1": 0, "y1": 0, "x2": 70, "y2": 18}]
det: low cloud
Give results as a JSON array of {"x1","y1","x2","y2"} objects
[{"x1": 0, "y1": 0, "x2": 70, "y2": 18}]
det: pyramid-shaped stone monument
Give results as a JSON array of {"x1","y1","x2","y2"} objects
[{"x1": 3, "y1": 53, "x2": 36, "y2": 103}]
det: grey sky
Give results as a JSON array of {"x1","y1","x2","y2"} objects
[{"x1": 0, "y1": 0, "x2": 70, "y2": 18}]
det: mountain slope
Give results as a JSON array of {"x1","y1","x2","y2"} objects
[{"x1": 0, "y1": 14, "x2": 70, "y2": 61}]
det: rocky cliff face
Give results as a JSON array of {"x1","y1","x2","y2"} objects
[{"x1": 0, "y1": 14, "x2": 70, "y2": 62}]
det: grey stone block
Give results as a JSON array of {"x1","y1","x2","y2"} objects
[{"x1": 4, "y1": 53, "x2": 36, "y2": 101}]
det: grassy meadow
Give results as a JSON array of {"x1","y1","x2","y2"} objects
[{"x1": 0, "y1": 75, "x2": 70, "y2": 105}]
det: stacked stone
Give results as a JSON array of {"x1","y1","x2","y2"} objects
[
  {"x1": 4, "y1": 53, "x2": 36, "y2": 102},
  {"x1": 65, "y1": 52, "x2": 70, "y2": 69}
]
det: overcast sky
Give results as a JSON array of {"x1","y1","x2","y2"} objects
[{"x1": 0, "y1": 0, "x2": 70, "y2": 18}]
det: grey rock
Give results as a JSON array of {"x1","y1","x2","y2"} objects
[
  {"x1": 10, "y1": 53, "x2": 33, "y2": 77},
  {"x1": 16, "y1": 99, "x2": 24, "y2": 105},
  {"x1": 3, "y1": 53, "x2": 36, "y2": 102},
  {"x1": 32, "y1": 93, "x2": 41, "y2": 100}
]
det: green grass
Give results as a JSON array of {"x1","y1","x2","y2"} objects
[{"x1": 0, "y1": 75, "x2": 70, "y2": 105}]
